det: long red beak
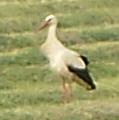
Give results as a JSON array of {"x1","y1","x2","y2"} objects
[{"x1": 37, "y1": 21, "x2": 49, "y2": 31}]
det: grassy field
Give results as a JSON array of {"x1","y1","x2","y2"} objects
[{"x1": 0, "y1": 0, "x2": 119, "y2": 120}]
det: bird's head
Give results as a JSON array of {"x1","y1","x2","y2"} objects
[{"x1": 37, "y1": 15, "x2": 57, "y2": 31}]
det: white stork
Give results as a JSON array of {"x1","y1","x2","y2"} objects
[{"x1": 37, "y1": 15, "x2": 96, "y2": 103}]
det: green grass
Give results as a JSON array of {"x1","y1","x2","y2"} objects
[{"x1": 0, "y1": 0, "x2": 119, "y2": 120}]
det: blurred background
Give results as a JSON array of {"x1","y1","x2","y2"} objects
[{"x1": 0, "y1": 0, "x2": 119, "y2": 120}]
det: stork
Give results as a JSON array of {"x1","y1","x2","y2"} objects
[{"x1": 37, "y1": 15, "x2": 96, "y2": 103}]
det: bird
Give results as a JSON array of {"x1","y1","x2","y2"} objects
[{"x1": 37, "y1": 15, "x2": 96, "y2": 103}]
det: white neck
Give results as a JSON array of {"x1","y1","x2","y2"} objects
[
  {"x1": 41, "y1": 22, "x2": 66, "y2": 57},
  {"x1": 47, "y1": 24, "x2": 57, "y2": 41}
]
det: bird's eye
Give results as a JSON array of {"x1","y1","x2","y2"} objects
[{"x1": 48, "y1": 18, "x2": 52, "y2": 22}]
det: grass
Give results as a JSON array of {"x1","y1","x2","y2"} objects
[{"x1": 0, "y1": 0, "x2": 119, "y2": 120}]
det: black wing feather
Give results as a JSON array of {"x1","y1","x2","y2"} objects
[
  {"x1": 68, "y1": 65, "x2": 96, "y2": 89},
  {"x1": 80, "y1": 55, "x2": 89, "y2": 65}
]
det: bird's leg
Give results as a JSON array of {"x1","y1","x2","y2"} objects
[{"x1": 62, "y1": 79, "x2": 72, "y2": 103}]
